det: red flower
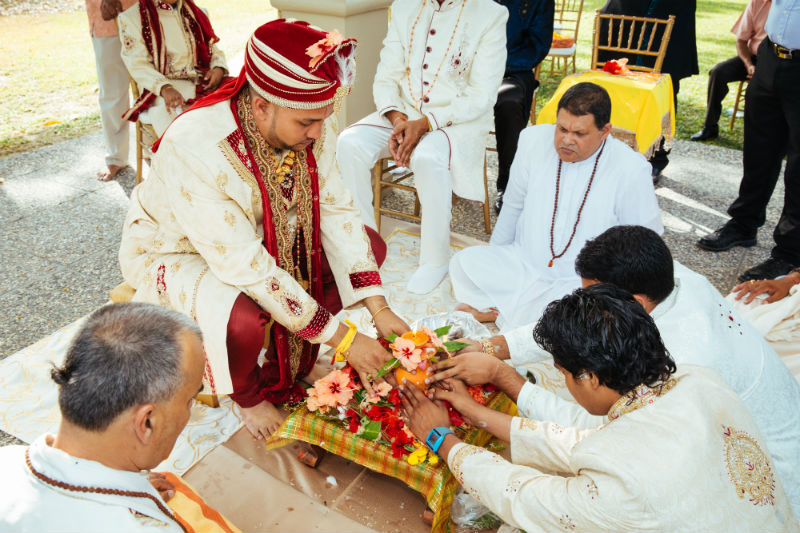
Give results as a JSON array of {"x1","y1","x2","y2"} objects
[
  {"x1": 346, "y1": 408, "x2": 361, "y2": 433},
  {"x1": 468, "y1": 385, "x2": 487, "y2": 406},
  {"x1": 391, "y1": 438, "x2": 408, "y2": 458},
  {"x1": 442, "y1": 400, "x2": 465, "y2": 427},
  {"x1": 387, "y1": 388, "x2": 402, "y2": 408},
  {"x1": 377, "y1": 337, "x2": 391, "y2": 350}
]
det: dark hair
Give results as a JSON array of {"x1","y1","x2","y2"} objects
[
  {"x1": 575, "y1": 225, "x2": 674, "y2": 305},
  {"x1": 51, "y1": 303, "x2": 202, "y2": 431},
  {"x1": 533, "y1": 284, "x2": 676, "y2": 396},
  {"x1": 556, "y1": 82, "x2": 612, "y2": 130}
]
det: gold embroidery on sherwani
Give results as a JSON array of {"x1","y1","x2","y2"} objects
[
  {"x1": 237, "y1": 92, "x2": 317, "y2": 377},
  {"x1": 324, "y1": 192, "x2": 335, "y2": 204},
  {"x1": 559, "y1": 514, "x2": 577, "y2": 531},
  {"x1": 180, "y1": 186, "x2": 193, "y2": 203},
  {"x1": 517, "y1": 418, "x2": 538, "y2": 432},
  {"x1": 607, "y1": 377, "x2": 679, "y2": 421},
  {"x1": 175, "y1": 237, "x2": 196, "y2": 254},
  {"x1": 216, "y1": 172, "x2": 229, "y2": 190},
  {"x1": 450, "y1": 445, "x2": 486, "y2": 486},
  {"x1": 190, "y1": 267, "x2": 210, "y2": 322},
  {"x1": 223, "y1": 210, "x2": 236, "y2": 227},
  {"x1": 722, "y1": 426, "x2": 775, "y2": 506},
  {"x1": 343, "y1": 221, "x2": 352, "y2": 234}
]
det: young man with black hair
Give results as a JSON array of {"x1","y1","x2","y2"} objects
[
  {"x1": 450, "y1": 82, "x2": 662, "y2": 330},
  {"x1": 439, "y1": 224, "x2": 800, "y2": 518},
  {"x1": 402, "y1": 285, "x2": 797, "y2": 532}
]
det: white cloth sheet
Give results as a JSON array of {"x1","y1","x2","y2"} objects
[
  {"x1": 447, "y1": 367, "x2": 799, "y2": 532},
  {"x1": 509, "y1": 262, "x2": 800, "y2": 519},
  {"x1": 450, "y1": 124, "x2": 663, "y2": 329}
]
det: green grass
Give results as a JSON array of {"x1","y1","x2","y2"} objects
[
  {"x1": 0, "y1": 1, "x2": 275, "y2": 158},
  {"x1": 535, "y1": 0, "x2": 749, "y2": 150},
  {"x1": 0, "y1": 0, "x2": 750, "y2": 158}
]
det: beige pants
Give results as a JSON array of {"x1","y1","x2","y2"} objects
[{"x1": 91, "y1": 35, "x2": 130, "y2": 168}]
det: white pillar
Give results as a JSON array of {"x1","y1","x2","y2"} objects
[{"x1": 272, "y1": 0, "x2": 392, "y2": 131}]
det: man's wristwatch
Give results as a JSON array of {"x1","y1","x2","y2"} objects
[{"x1": 425, "y1": 426, "x2": 453, "y2": 456}]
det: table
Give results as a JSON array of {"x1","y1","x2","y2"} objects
[
  {"x1": 266, "y1": 392, "x2": 517, "y2": 533},
  {"x1": 537, "y1": 69, "x2": 675, "y2": 158}
]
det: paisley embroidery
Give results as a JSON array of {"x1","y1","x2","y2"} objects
[
  {"x1": 722, "y1": 426, "x2": 775, "y2": 507},
  {"x1": 608, "y1": 377, "x2": 679, "y2": 420}
]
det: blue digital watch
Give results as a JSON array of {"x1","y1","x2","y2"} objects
[{"x1": 425, "y1": 426, "x2": 453, "y2": 456}]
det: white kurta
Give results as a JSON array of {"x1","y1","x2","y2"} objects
[
  {"x1": 450, "y1": 124, "x2": 663, "y2": 329},
  {"x1": 448, "y1": 367, "x2": 799, "y2": 533},
  {"x1": 0, "y1": 435, "x2": 183, "y2": 532},
  {"x1": 117, "y1": 0, "x2": 227, "y2": 134},
  {"x1": 348, "y1": 0, "x2": 508, "y2": 202},
  {"x1": 509, "y1": 262, "x2": 800, "y2": 519},
  {"x1": 119, "y1": 99, "x2": 383, "y2": 395}
]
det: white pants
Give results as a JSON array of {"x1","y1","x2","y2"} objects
[
  {"x1": 337, "y1": 124, "x2": 452, "y2": 267},
  {"x1": 139, "y1": 79, "x2": 196, "y2": 136},
  {"x1": 92, "y1": 36, "x2": 130, "y2": 167}
]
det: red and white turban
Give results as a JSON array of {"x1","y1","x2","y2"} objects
[{"x1": 245, "y1": 19, "x2": 357, "y2": 109}]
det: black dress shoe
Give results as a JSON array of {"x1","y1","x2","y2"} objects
[
  {"x1": 690, "y1": 126, "x2": 719, "y2": 142},
  {"x1": 697, "y1": 222, "x2": 756, "y2": 252},
  {"x1": 494, "y1": 190, "x2": 504, "y2": 215},
  {"x1": 738, "y1": 257, "x2": 797, "y2": 282}
]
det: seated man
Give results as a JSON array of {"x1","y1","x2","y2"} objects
[
  {"x1": 492, "y1": 0, "x2": 554, "y2": 213},
  {"x1": 119, "y1": 20, "x2": 408, "y2": 441},
  {"x1": 690, "y1": 0, "x2": 770, "y2": 142},
  {"x1": 450, "y1": 83, "x2": 663, "y2": 329},
  {"x1": 403, "y1": 285, "x2": 798, "y2": 532},
  {"x1": 109, "y1": 0, "x2": 229, "y2": 135},
  {"x1": 336, "y1": 0, "x2": 508, "y2": 294},
  {"x1": 0, "y1": 303, "x2": 234, "y2": 532},
  {"x1": 442, "y1": 225, "x2": 800, "y2": 518}
]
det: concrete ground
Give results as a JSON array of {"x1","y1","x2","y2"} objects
[{"x1": 0, "y1": 129, "x2": 786, "y2": 448}]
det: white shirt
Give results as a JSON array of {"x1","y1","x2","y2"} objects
[
  {"x1": 509, "y1": 262, "x2": 800, "y2": 519},
  {"x1": 0, "y1": 435, "x2": 183, "y2": 533}
]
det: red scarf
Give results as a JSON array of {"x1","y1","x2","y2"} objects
[{"x1": 123, "y1": 0, "x2": 219, "y2": 122}]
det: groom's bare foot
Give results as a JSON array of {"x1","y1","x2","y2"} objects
[
  {"x1": 97, "y1": 164, "x2": 128, "y2": 182},
  {"x1": 240, "y1": 400, "x2": 284, "y2": 440},
  {"x1": 455, "y1": 303, "x2": 498, "y2": 323}
]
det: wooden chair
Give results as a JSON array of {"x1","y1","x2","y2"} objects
[
  {"x1": 538, "y1": 0, "x2": 585, "y2": 80},
  {"x1": 372, "y1": 157, "x2": 492, "y2": 234},
  {"x1": 730, "y1": 80, "x2": 747, "y2": 131},
  {"x1": 591, "y1": 11, "x2": 675, "y2": 74},
  {"x1": 129, "y1": 78, "x2": 158, "y2": 184}
]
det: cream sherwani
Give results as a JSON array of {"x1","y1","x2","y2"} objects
[
  {"x1": 448, "y1": 367, "x2": 799, "y2": 532},
  {"x1": 508, "y1": 262, "x2": 800, "y2": 519},
  {"x1": 337, "y1": 0, "x2": 507, "y2": 267},
  {"x1": 117, "y1": 1, "x2": 227, "y2": 135},
  {"x1": 119, "y1": 100, "x2": 383, "y2": 395},
  {"x1": 0, "y1": 435, "x2": 183, "y2": 532},
  {"x1": 450, "y1": 124, "x2": 663, "y2": 329}
]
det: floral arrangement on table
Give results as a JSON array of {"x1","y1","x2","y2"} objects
[
  {"x1": 602, "y1": 57, "x2": 632, "y2": 76},
  {"x1": 551, "y1": 31, "x2": 575, "y2": 48},
  {"x1": 304, "y1": 325, "x2": 495, "y2": 466}
]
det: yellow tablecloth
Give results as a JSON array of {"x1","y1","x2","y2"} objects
[
  {"x1": 266, "y1": 392, "x2": 517, "y2": 533},
  {"x1": 537, "y1": 70, "x2": 675, "y2": 158}
]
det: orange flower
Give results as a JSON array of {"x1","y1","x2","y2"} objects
[
  {"x1": 401, "y1": 330, "x2": 430, "y2": 347},
  {"x1": 305, "y1": 30, "x2": 344, "y2": 69},
  {"x1": 309, "y1": 369, "x2": 354, "y2": 408}
]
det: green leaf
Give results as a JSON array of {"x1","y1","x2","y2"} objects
[
  {"x1": 360, "y1": 420, "x2": 382, "y2": 441},
  {"x1": 443, "y1": 340, "x2": 470, "y2": 353},
  {"x1": 433, "y1": 325, "x2": 452, "y2": 337},
  {"x1": 385, "y1": 333, "x2": 398, "y2": 343},
  {"x1": 353, "y1": 389, "x2": 366, "y2": 404},
  {"x1": 376, "y1": 357, "x2": 401, "y2": 378}
]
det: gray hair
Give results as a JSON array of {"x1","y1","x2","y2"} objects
[{"x1": 51, "y1": 303, "x2": 203, "y2": 431}]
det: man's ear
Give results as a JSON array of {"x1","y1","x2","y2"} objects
[
  {"x1": 251, "y1": 95, "x2": 272, "y2": 121},
  {"x1": 132, "y1": 404, "x2": 156, "y2": 445},
  {"x1": 632, "y1": 293, "x2": 656, "y2": 313},
  {"x1": 584, "y1": 371, "x2": 602, "y2": 391},
  {"x1": 599, "y1": 122, "x2": 612, "y2": 140}
]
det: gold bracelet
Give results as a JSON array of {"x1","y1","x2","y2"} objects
[
  {"x1": 481, "y1": 338, "x2": 496, "y2": 357},
  {"x1": 334, "y1": 320, "x2": 358, "y2": 362},
  {"x1": 370, "y1": 305, "x2": 391, "y2": 323}
]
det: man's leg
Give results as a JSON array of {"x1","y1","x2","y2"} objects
[
  {"x1": 406, "y1": 132, "x2": 452, "y2": 294},
  {"x1": 92, "y1": 35, "x2": 130, "y2": 181},
  {"x1": 226, "y1": 294, "x2": 285, "y2": 440},
  {"x1": 494, "y1": 72, "x2": 537, "y2": 213},
  {"x1": 691, "y1": 56, "x2": 748, "y2": 141},
  {"x1": 769, "y1": 54, "x2": 800, "y2": 267},
  {"x1": 336, "y1": 125, "x2": 392, "y2": 229}
]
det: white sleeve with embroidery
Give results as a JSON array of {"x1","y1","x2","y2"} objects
[
  {"x1": 516, "y1": 383, "x2": 607, "y2": 429},
  {"x1": 117, "y1": 8, "x2": 171, "y2": 97},
  {"x1": 448, "y1": 440, "x2": 616, "y2": 532},
  {"x1": 316, "y1": 118, "x2": 385, "y2": 308},
  {"x1": 157, "y1": 137, "x2": 339, "y2": 344}
]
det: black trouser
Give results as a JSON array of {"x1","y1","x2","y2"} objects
[
  {"x1": 493, "y1": 71, "x2": 538, "y2": 193},
  {"x1": 702, "y1": 54, "x2": 756, "y2": 130},
  {"x1": 728, "y1": 39, "x2": 800, "y2": 264}
]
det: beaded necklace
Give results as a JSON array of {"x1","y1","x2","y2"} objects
[
  {"x1": 25, "y1": 449, "x2": 187, "y2": 533},
  {"x1": 548, "y1": 141, "x2": 606, "y2": 268},
  {"x1": 405, "y1": 0, "x2": 467, "y2": 108}
]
